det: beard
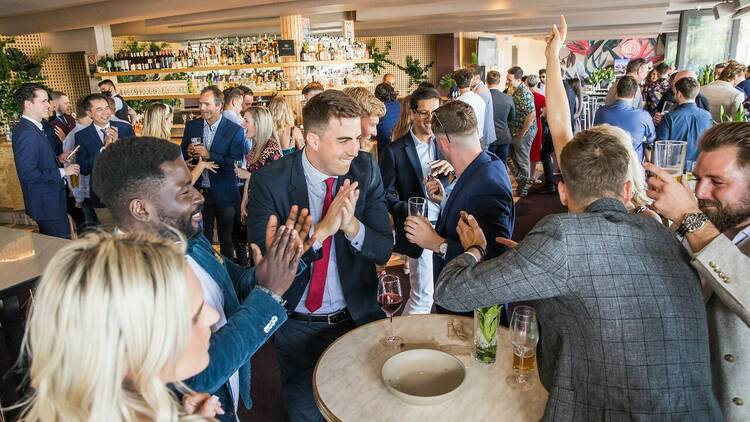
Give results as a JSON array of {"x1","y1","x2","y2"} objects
[
  {"x1": 698, "y1": 194, "x2": 750, "y2": 232},
  {"x1": 153, "y1": 203, "x2": 203, "y2": 242}
]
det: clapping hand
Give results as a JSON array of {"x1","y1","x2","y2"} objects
[
  {"x1": 456, "y1": 212, "x2": 487, "y2": 252},
  {"x1": 314, "y1": 179, "x2": 359, "y2": 240},
  {"x1": 103, "y1": 127, "x2": 117, "y2": 147},
  {"x1": 182, "y1": 393, "x2": 224, "y2": 417},
  {"x1": 264, "y1": 205, "x2": 317, "y2": 254},
  {"x1": 252, "y1": 219, "x2": 305, "y2": 297},
  {"x1": 54, "y1": 126, "x2": 66, "y2": 142}
]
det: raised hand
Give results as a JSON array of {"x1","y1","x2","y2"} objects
[
  {"x1": 314, "y1": 179, "x2": 359, "y2": 240},
  {"x1": 54, "y1": 126, "x2": 66, "y2": 142},
  {"x1": 545, "y1": 15, "x2": 567, "y2": 58},
  {"x1": 253, "y1": 224, "x2": 304, "y2": 296}
]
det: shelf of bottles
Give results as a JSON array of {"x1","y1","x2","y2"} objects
[{"x1": 93, "y1": 35, "x2": 372, "y2": 77}]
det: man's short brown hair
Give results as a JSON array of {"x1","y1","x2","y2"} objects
[
  {"x1": 719, "y1": 61, "x2": 747, "y2": 82},
  {"x1": 343, "y1": 87, "x2": 386, "y2": 118},
  {"x1": 200, "y1": 86, "x2": 224, "y2": 106},
  {"x1": 626, "y1": 58, "x2": 647, "y2": 75},
  {"x1": 674, "y1": 77, "x2": 699, "y2": 100},
  {"x1": 700, "y1": 122, "x2": 750, "y2": 170},
  {"x1": 222, "y1": 87, "x2": 244, "y2": 106},
  {"x1": 431, "y1": 100, "x2": 477, "y2": 137},
  {"x1": 486, "y1": 70, "x2": 502, "y2": 86},
  {"x1": 559, "y1": 126, "x2": 630, "y2": 206},
  {"x1": 302, "y1": 81, "x2": 325, "y2": 96},
  {"x1": 466, "y1": 64, "x2": 482, "y2": 77},
  {"x1": 616, "y1": 76, "x2": 639, "y2": 99},
  {"x1": 302, "y1": 89, "x2": 362, "y2": 135},
  {"x1": 452, "y1": 69, "x2": 473, "y2": 89}
]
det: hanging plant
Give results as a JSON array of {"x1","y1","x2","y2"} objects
[
  {"x1": 0, "y1": 38, "x2": 49, "y2": 129},
  {"x1": 396, "y1": 55, "x2": 434, "y2": 89},
  {"x1": 366, "y1": 39, "x2": 395, "y2": 74}
]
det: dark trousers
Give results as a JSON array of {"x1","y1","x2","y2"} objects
[
  {"x1": 540, "y1": 131, "x2": 556, "y2": 188},
  {"x1": 488, "y1": 143, "x2": 510, "y2": 166},
  {"x1": 36, "y1": 218, "x2": 71, "y2": 239},
  {"x1": 232, "y1": 185, "x2": 247, "y2": 266},
  {"x1": 202, "y1": 189, "x2": 236, "y2": 260},
  {"x1": 65, "y1": 187, "x2": 85, "y2": 234},
  {"x1": 274, "y1": 316, "x2": 356, "y2": 422}
]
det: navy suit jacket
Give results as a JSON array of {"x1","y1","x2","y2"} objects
[
  {"x1": 433, "y1": 151, "x2": 515, "y2": 278},
  {"x1": 42, "y1": 119, "x2": 63, "y2": 157},
  {"x1": 75, "y1": 120, "x2": 134, "y2": 207},
  {"x1": 181, "y1": 117, "x2": 246, "y2": 209},
  {"x1": 11, "y1": 118, "x2": 67, "y2": 222},
  {"x1": 380, "y1": 132, "x2": 449, "y2": 259},
  {"x1": 183, "y1": 234, "x2": 287, "y2": 420},
  {"x1": 246, "y1": 150, "x2": 394, "y2": 325}
]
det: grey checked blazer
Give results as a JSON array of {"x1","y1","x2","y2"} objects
[{"x1": 435, "y1": 198, "x2": 723, "y2": 421}]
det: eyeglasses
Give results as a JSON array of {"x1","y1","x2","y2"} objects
[
  {"x1": 413, "y1": 109, "x2": 434, "y2": 119},
  {"x1": 431, "y1": 112, "x2": 452, "y2": 144}
]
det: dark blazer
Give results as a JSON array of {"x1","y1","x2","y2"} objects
[
  {"x1": 75, "y1": 120, "x2": 134, "y2": 207},
  {"x1": 50, "y1": 113, "x2": 76, "y2": 135},
  {"x1": 489, "y1": 89, "x2": 515, "y2": 145},
  {"x1": 435, "y1": 199, "x2": 723, "y2": 421},
  {"x1": 183, "y1": 234, "x2": 287, "y2": 420},
  {"x1": 11, "y1": 118, "x2": 67, "y2": 222},
  {"x1": 433, "y1": 151, "x2": 515, "y2": 279},
  {"x1": 657, "y1": 89, "x2": 711, "y2": 113},
  {"x1": 246, "y1": 150, "x2": 394, "y2": 325},
  {"x1": 42, "y1": 119, "x2": 63, "y2": 158},
  {"x1": 380, "y1": 132, "x2": 449, "y2": 259},
  {"x1": 181, "y1": 117, "x2": 246, "y2": 209}
]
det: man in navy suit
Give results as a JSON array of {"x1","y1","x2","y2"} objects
[
  {"x1": 181, "y1": 85, "x2": 247, "y2": 261},
  {"x1": 93, "y1": 136, "x2": 312, "y2": 421},
  {"x1": 75, "y1": 93, "x2": 134, "y2": 228},
  {"x1": 380, "y1": 87, "x2": 453, "y2": 314},
  {"x1": 247, "y1": 90, "x2": 393, "y2": 421},
  {"x1": 11, "y1": 83, "x2": 80, "y2": 238},
  {"x1": 405, "y1": 100, "x2": 515, "y2": 313}
]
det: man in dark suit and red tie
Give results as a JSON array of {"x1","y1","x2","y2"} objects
[
  {"x1": 247, "y1": 90, "x2": 393, "y2": 422},
  {"x1": 12, "y1": 83, "x2": 80, "y2": 238}
]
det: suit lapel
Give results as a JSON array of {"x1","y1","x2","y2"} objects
[
  {"x1": 211, "y1": 118, "x2": 227, "y2": 151},
  {"x1": 290, "y1": 151, "x2": 311, "y2": 212},
  {"x1": 403, "y1": 135, "x2": 427, "y2": 196}
]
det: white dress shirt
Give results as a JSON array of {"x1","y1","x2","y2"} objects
[
  {"x1": 409, "y1": 129, "x2": 440, "y2": 221},
  {"x1": 456, "y1": 90, "x2": 486, "y2": 138},
  {"x1": 201, "y1": 116, "x2": 223, "y2": 188},
  {"x1": 186, "y1": 256, "x2": 240, "y2": 417},
  {"x1": 63, "y1": 122, "x2": 91, "y2": 202},
  {"x1": 294, "y1": 149, "x2": 365, "y2": 314}
]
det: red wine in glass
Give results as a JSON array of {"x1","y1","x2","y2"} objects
[
  {"x1": 379, "y1": 292, "x2": 403, "y2": 317},
  {"x1": 378, "y1": 274, "x2": 403, "y2": 347}
]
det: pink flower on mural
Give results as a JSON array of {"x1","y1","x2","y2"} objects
[
  {"x1": 565, "y1": 41, "x2": 591, "y2": 56},
  {"x1": 618, "y1": 39, "x2": 653, "y2": 59}
]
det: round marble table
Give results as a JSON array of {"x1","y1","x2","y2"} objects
[{"x1": 313, "y1": 314, "x2": 549, "y2": 421}]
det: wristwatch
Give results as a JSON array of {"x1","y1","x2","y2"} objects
[
  {"x1": 435, "y1": 241, "x2": 448, "y2": 258},
  {"x1": 677, "y1": 212, "x2": 709, "y2": 236}
]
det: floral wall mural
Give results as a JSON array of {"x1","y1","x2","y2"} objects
[{"x1": 561, "y1": 38, "x2": 665, "y2": 78}]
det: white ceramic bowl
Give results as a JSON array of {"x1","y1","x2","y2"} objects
[{"x1": 381, "y1": 349, "x2": 467, "y2": 406}]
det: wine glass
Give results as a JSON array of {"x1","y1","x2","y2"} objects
[
  {"x1": 378, "y1": 274, "x2": 403, "y2": 347},
  {"x1": 189, "y1": 137, "x2": 203, "y2": 164},
  {"x1": 408, "y1": 196, "x2": 427, "y2": 217},
  {"x1": 506, "y1": 305, "x2": 539, "y2": 391}
]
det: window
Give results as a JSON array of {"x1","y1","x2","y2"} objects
[{"x1": 680, "y1": 11, "x2": 733, "y2": 71}]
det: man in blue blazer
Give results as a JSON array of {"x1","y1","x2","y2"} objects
[
  {"x1": 12, "y1": 83, "x2": 80, "y2": 238},
  {"x1": 405, "y1": 100, "x2": 515, "y2": 313},
  {"x1": 247, "y1": 90, "x2": 393, "y2": 421},
  {"x1": 181, "y1": 86, "x2": 246, "y2": 261},
  {"x1": 75, "y1": 93, "x2": 134, "y2": 211},
  {"x1": 93, "y1": 136, "x2": 312, "y2": 421},
  {"x1": 380, "y1": 87, "x2": 453, "y2": 315}
]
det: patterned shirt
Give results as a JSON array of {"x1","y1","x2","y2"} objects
[
  {"x1": 246, "y1": 139, "x2": 282, "y2": 173},
  {"x1": 644, "y1": 78, "x2": 671, "y2": 115},
  {"x1": 509, "y1": 84, "x2": 536, "y2": 137}
]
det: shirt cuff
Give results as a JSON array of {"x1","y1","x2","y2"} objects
[
  {"x1": 463, "y1": 251, "x2": 480, "y2": 263},
  {"x1": 345, "y1": 221, "x2": 365, "y2": 251},
  {"x1": 59, "y1": 169, "x2": 66, "y2": 178}
]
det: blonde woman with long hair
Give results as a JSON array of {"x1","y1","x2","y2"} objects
[
  {"x1": 268, "y1": 96, "x2": 304, "y2": 155},
  {"x1": 18, "y1": 231, "x2": 222, "y2": 422},
  {"x1": 142, "y1": 102, "x2": 217, "y2": 184},
  {"x1": 237, "y1": 106, "x2": 282, "y2": 222}
]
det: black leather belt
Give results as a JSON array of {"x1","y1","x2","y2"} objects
[{"x1": 288, "y1": 308, "x2": 350, "y2": 325}]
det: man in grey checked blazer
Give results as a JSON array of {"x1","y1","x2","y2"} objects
[{"x1": 434, "y1": 128, "x2": 722, "y2": 421}]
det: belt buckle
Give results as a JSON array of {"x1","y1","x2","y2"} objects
[{"x1": 327, "y1": 312, "x2": 337, "y2": 325}]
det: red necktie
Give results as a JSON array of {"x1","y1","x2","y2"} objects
[{"x1": 305, "y1": 177, "x2": 336, "y2": 312}]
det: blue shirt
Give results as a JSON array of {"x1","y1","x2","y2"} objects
[
  {"x1": 655, "y1": 102, "x2": 713, "y2": 169},
  {"x1": 737, "y1": 79, "x2": 750, "y2": 101},
  {"x1": 594, "y1": 100, "x2": 655, "y2": 161},
  {"x1": 201, "y1": 115, "x2": 222, "y2": 188},
  {"x1": 375, "y1": 99, "x2": 401, "y2": 155}
]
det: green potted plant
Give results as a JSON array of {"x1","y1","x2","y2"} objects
[
  {"x1": 474, "y1": 304, "x2": 502, "y2": 364},
  {"x1": 719, "y1": 104, "x2": 749, "y2": 123},
  {"x1": 698, "y1": 64, "x2": 715, "y2": 86},
  {"x1": 396, "y1": 55, "x2": 434, "y2": 89},
  {"x1": 365, "y1": 39, "x2": 395, "y2": 75},
  {"x1": 0, "y1": 38, "x2": 49, "y2": 139}
]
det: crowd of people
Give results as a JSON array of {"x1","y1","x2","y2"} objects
[{"x1": 8, "y1": 14, "x2": 750, "y2": 422}]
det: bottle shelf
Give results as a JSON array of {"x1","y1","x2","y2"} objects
[
  {"x1": 120, "y1": 84, "x2": 374, "y2": 100},
  {"x1": 93, "y1": 59, "x2": 374, "y2": 77}
]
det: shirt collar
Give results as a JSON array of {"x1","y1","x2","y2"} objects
[
  {"x1": 93, "y1": 122, "x2": 110, "y2": 131},
  {"x1": 21, "y1": 114, "x2": 43, "y2": 131},
  {"x1": 301, "y1": 148, "x2": 333, "y2": 186},
  {"x1": 204, "y1": 115, "x2": 222, "y2": 132},
  {"x1": 409, "y1": 127, "x2": 434, "y2": 146},
  {"x1": 613, "y1": 99, "x2": 634, "y2": 109}
]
